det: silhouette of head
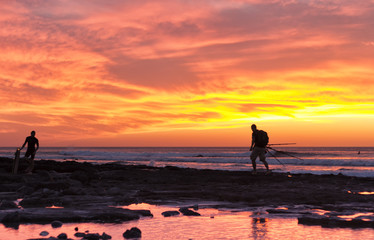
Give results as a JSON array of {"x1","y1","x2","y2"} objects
[
  {"x1": 251, "y1": 124, "x2": 257, "y2": 131},
  {"x1": 31, "y1": 131, "x2": 36, "y2": 137}
]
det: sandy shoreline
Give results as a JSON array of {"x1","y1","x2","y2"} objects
[{"x1": 1, "y1": 157, "x2": 374, "y2": 235}]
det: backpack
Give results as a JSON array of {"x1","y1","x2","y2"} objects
[{"x1": 255, "y1": 130, "x2": 269, "y2": 147}]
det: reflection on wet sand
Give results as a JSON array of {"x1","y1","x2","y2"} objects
[{"x1": 252, "y1": 212, "x2": 269, "y2": 239}]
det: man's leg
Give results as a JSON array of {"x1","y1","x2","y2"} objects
[
  {"x1": 28, "y1": 155, "x2": 35, "y2": 173},
  {"x1": 250, "y1": 149, "x2": 259, "y2": 174},
  {"x1": 259, "y1": 150, "x2": 270, "y2": 173},
  {"x1": 24, "y1": 152, "x2": 30, "y2": 172},
  {"x1": 27, "y1": 154, "x2": 35, "y2": 173},
  {"x1": 24, "y1": 151, "x2": 34, "y2": 173},
  {"x1": 251, "y1": 157, "x2": 257, "y2": 173}
]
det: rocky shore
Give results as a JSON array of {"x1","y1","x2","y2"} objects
[{"x1": 1, "y1": 157, "x2": 374, "y2": 236}]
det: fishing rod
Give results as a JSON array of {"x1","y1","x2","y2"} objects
[
  {"x1": 266, "y1": 148, "x2": 285, "y2": 166},
  {"x1": 267, "y1": 143, "x2": 296, "y2": 146},
  {"x1": 267, "y1": 146, "x2": 304, "y2": 161}
]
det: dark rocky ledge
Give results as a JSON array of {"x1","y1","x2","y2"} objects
[{"x1": 1, "y1": 157, "x2": 374, "y2": 229}]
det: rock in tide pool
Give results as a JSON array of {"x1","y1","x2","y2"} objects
[
  {"x1": 57, "y1": 233, "x2": 67, "y2": 239},
  {"x1": 179, "y1": 207, "x2": 201, "y2": 216},
  {"x1": 1, "y1": 211, "x2": 21, "y2": 229},
  {"x1": 298, "y1": 214, "x2": 374, "y2": 228},
  {"x1": 101, "y1": 232, "x2": 112, "y2": 239},
  {"x1": 73, "y1": 232, "x2": 110, "y2": 240},
  {"x1": 123, "y1": 227, "x2": 141, "y2": 239},
  {"x1": 51, "y1": 220, "x2": 63, "y2": 228},
  {"x1": 74, "y1": 232, "x2": 86, "y2": 237},
  {"x1": 83, "y1": 233, "x2": 100, "y2": 240},
  {"x1": 39, "y1": 231, "x2": 49, "y2": 236},
  {"x1": 162, "y1": 211, "x2": 180, "y2": 217}
]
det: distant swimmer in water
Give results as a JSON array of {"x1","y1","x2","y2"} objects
[
  {"x1": 250, "y1": 124, "x2": 270, "y2": 175},
  {"x1": 358, "y1": 151, "x2": 360, "y2": 155},
  {"x1": 20, "y1": 131, "x2": 39, "y2": 173}
]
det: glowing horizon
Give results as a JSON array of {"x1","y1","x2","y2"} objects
[{"x1": 1, "y1": 0, "x2": 374, "y2": 147}]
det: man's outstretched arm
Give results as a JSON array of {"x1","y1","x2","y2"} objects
[{"x1": 20, "y1": 138, "x2": 28, "y2": 150}]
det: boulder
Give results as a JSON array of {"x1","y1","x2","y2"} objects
[
  {"x1": 0, "y1": 211, "x2": 20, "y2": 229},
  {"x1": 101, "y1": 232, "x2": 112, "y2": 239},
  {"x1": 162, "y1": 211, "x2": 180, "y2": 217},
  {"x1": 84, "y1": 233, "x2": 100, "y2": 240},
  {"x1": 70, "y1": 170, "x2": 90, "y2": 184},
  {"x1": 107, "y1": 187, "x2": 122, "y2": 196},
  {"x1": 57, "y1": 233, "x2": 67, "y2": 239},
  {"x1": 1, "y1": 211, "x2": 20, "y2": 223},
  {"x1": 0, "y1": 200, "x2": 18, "y2": 209},
  {"x1": 51, "y1": 220, "x2": 63, "y2": 228},
  {"x1": 39, "y1": 231, "x2": 49, "y2": 236},
  {"x1": 179, "y1": 207, "x2": 201, "y2": 216},
  {"x1": 123, "y1": 227, "x2": 141, "y2": 239},
  {"x1": 74, "y1": 232, "x2": 86, "y2": 237},
  {"x1": 19, "y1": 197, "x2": 51, "y2": 208},
  {"x1": 298, "y1": 214, "x2": 374, "y2": 228}
]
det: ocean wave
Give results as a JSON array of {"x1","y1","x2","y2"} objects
[{"x1": 54, "y1": 150, "x2": 374, "y2": 167}]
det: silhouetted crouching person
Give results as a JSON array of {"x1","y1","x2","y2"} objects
[
  {"x1": 20, "y1": 131, "x2": 39, "y2": 173},
  {"x1": 250, "y1": 124, "x2": 270, "y2": 175}
]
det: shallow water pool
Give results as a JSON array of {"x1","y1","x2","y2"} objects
[{"x1": 1, "y1": 203, "x2": 374, "y2": 239}]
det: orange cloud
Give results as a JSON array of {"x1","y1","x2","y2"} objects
[{"x1": 1, "y1": 0, "x2": 374, "y2": 146}]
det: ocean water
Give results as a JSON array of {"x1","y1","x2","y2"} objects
[
  {"x1": 1, "y1": 148, "x2": 374, "y2": 239},
  {"x1": 1, "y1": 146, "x2": 373, "y2": 177}
]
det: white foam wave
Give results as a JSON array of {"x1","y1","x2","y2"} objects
[{"x1": 54, "y1": 150, "x2": 374, "y2": 167}]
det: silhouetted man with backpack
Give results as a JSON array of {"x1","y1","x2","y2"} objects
[
  {"x1": 20, "y1": 130, "x2": 39, "y2": 174},
  {"x1": 250, "y1": 124, "x2": 270, "y2": 175}
]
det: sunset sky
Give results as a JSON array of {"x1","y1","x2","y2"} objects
[{"x1": 1, "y1": 0, "x2": 374, "y2": 147}]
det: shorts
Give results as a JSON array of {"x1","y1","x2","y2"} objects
[
  {"x1": 250, "y1": 146, "x2": 266, "y2": 162},
  {"x1": 25, "y1": 149, "x2": 35, "y2": 159}
]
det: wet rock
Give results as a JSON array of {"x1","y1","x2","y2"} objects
[
  {"x1": 123, "y1": 227, "x2": 141, "y2": 239},
  {"x1": 51, "y1": 220, "x2": 63, "y2": 228},
  {"x1": 27, "y1": 238, "x2": 58, "y2": 240},
  {"x1": 84, "y1": 233, "x2": 100, "y2": 240},
  {"x1": 107, "y1": 187, "x2": 122, "y2": 196},
  {"x1": 0, "y1": 207, "x2": 151, "y2": 225},
  {"x1": 74, "y1": 232, "x2": 86, "y2": 237},
  {"x1": 20, "y1": 197, "x2": 51, "y2": 208},
  {"x1": 1, "y1": 211, "x2": 20, "y2": 223},
  {"x1": 298, "y1": 214, "x2": 374, "y2": 228},
  {"x1": 63, "y1": 186, "x2": 86, "y2": 196},
  {"x1": 162, "y1": 211, "x2": 180, "y2": 217},
  {"x1": 93, "y1": 208, "x2": 151, "y2": 222},
  {"x1": 57, "y1": 233, "x2": 67, "y2": 239},
  {"x1": 136, "y1": 189, "x2": 154, "y2": 197},
  {"x1": 1, "y1": 211, "x2": 20, "y2": 229},
  {"x1": 36, "y1": 182, "x2": 70, "y2": 192},
  {"x1": 2, "y1": 222, "x2": 19, "y2": 230},
  {"x1": 99, "y1": 170, "x2": 129, "y2": 181},
  {"x1": 0, "y1": 200, "x2": 18, "y2": 209},
  {"x1": 179, "y1": 207, "x2": 201, "y2": 216},
  {"x1": 17, "y1": 185, "x2": 35, "y2": 195},
  {"x1": 70, "y1": 170, "x2": 90, "y2": 184},
  {"x1": 39, "y1": 231, "x2": 49, "y2": 236},
  {"x1": 101, "y1": 232, "x2": 112, "y2": 239}
]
